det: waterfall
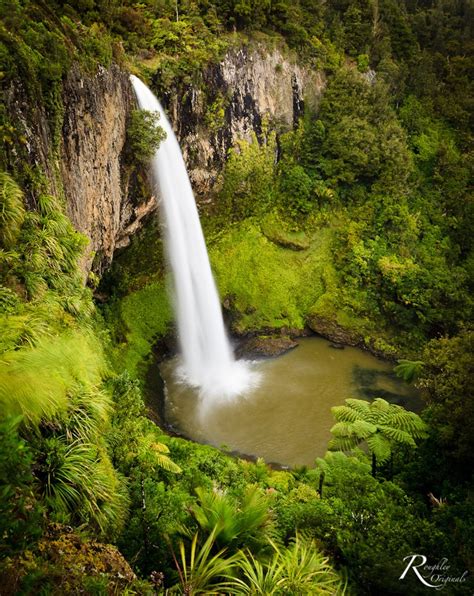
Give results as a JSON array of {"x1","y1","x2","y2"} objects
[{"x1": 130, "y1": 76, "x2": 256, "y2": 403}]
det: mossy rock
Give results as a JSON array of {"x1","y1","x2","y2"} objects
[
  {"x1": 306, "y1": 313, "x2": 363, "y2": 347},
  {"x1": 237, "y1": 334, "x2": 298, "y2": 358},
  {"x1": 0, "y1": 524, "x2": 154, "y2": 595},
  {"x1": 261, "y1": 214, "x2": 310, "y2": 250}
]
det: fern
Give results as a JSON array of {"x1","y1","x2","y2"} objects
[
  {"x1": 328, "y1": 397, "x2": 428, "y2": 474},
  {"x1": 366, "y1": 434, "x2": 392, "y2": 463},
  {"x1": 394, "y1": 359, "x2": 424, "y2": 383}
]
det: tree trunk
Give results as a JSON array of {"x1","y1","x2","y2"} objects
[
  {"x1": 141, "y1": 475, "x2": 149, "y2": 559},
  {"x1": 318, "y1": 471, "x2": 325, "y2": 498}
]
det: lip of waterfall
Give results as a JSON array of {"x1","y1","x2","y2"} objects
[{"x1": 129, "y1": 75, "x2": 259, "y2": 403}]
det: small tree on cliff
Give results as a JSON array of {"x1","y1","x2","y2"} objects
[{"x1": 328, "y1": 398, "x2": 428, "y2": 476}]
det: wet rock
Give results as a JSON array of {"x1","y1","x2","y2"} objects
[
  {"x1": 61, "y1": 64, "x2": 152, "y2": 275},
  {"x1": 237, "y1": 335, "x2": 298, "y2": 358}
]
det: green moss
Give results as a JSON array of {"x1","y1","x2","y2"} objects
[
  {"x1": 209, "y1": 219, "x2": 336, "y2": 332},
  {"x1": 101, "y1": 217, "x2": 166, "y2": 296},
  {"x1": 260, "y1": 212, "x2": 310, "y2": 250},
  {"x1": 112, "y1": 281, "x2": 172, "y2": 376}
]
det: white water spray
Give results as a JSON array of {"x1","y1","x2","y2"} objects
[{"x1": 130, "y1": 76, "x2": 257, "y2": 403}]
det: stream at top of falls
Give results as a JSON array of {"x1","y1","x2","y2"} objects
[{"x1": 160, "y1": 337, "x2": 422, "y2": 468}]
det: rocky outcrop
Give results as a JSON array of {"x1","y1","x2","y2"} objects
[
  {"x1": 306, "y1": 314, "x2": 364, "y2": 347},
  {"x1": 165, "y1": 45, "x2": 326, "y2": 198},
  {"x1": 237, "y1": 334, "x2": 299, "y2": 358},
  {"x1": 0, "y1": 523, "x2": 142, "y2": 595},
  {"x1": 5, "y1": 44, "x2": 325, "y2": 277},
  {"x1": 61, "y1": 64, "x2": 154, "y2": 274}
]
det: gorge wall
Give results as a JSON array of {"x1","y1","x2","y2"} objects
[
  {"x1": 163, "y1": 44, "x2": 325, "y2": 198},
  {"x1": 5, "y1": 62, "x2": 154, "y2": 275},
  {"x1": 5, "y1": 44, "x2": 324, "y2": 274}
]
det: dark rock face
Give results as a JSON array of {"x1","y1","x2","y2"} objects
[
  {"x1": 5, "y1": 63, "x2": 156, "y2": 276},
  {"x1": 164, "y1": 45, "x2": 326, "y2": 199}
]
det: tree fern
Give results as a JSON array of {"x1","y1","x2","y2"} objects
[
  {"x1": 394, "y1": 359, "x2": 424, "y2": 383},
  {"x1": 329, "y1": 398, "x2": 428, "y2": 475}
]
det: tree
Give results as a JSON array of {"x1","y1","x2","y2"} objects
[{"x1": 328, "y1": 398, "x2": 428, "y2": 476}]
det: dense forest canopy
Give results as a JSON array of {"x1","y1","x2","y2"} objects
[{"x1": 0, "y1": 0, "x2": 473, "y2": 594}]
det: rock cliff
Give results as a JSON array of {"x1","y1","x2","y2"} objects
[
  {"x1": 61, "y1": 64, "x2": 156, "y2": 275},
  {"x1": 5, "y1": 44, "x2": 325, "y2": 276},
  {"x1": 5, "y1": 63, "x2": 155, "y2": 276},
  {"x1": 164, "y1": 45, "x2": 325, "y2": 198}
]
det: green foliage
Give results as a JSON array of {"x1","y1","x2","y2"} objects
[
  {"x1": 1, "y1": 3, "x2": 473, "y2": 596},
  {"x1": 190, "y1": 485, "x2": 273, "y2": 553},
  {"x1": 125, "y1": 109, "x2": 166, "y2": 168},
  {"x1": 0, "y1": 173, "x2": 90, "y2": 316},
  {"x1": 0, "y1": 331, "x2": 105, "y2": 424},
  {"x1": 419, "y1": 329, "x2": 474, "y2": 468},
  {"x1": 0, "y1": 524, "x2": 154, "y2": 595},
  {"x1": 394, "y1": 359, "x2": 424, "y2": 383},
  {"x1": 218, "y1": 133, "x2": 277, "y2": 221},
  {"x1": 0, "y1": 172, "x2": 25, "y2": 248},
  {"x1": 173, "y1": 528, "x2": 241, "y2": 595},
  {"x1": 305, "y1": 451, "x2": 450, "y2": 594},
  {"x1": 112, "y1": 281, "x2": 172, "y2": 375},
  {"x1": 0, "y1": 416, "x2": 43, "y2": 555},
  {"x1": 329, "y1": 398, "x2": 428, "y2": 473},
  {"x1": 33, "y1": 435, "x2": 127, "y2": 536},
  {"x1": 226, "y1": 533, "x2": 344, "y2": 595},
  {"x1": 278, "y1": 164, "x2": 314, "y2": 215}
]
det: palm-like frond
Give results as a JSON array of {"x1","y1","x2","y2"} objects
[
  {"x1": 174, "y1": 528, "x2": 240, "y2": 594},
  {"x1": 378, "y1": 425, "x2": 416, "y2": 447},
  {"x1": 351, "y1": 419, "x2": 377, "y2": 438},
  {"x1": 328, "y1": 397, "x2": 428, "y2": 466},
  {"x1": 394, "y1": 359, "x2": 424, "y2": 383},
  {"x1": 224, "y1": 534, "x2": 344, "y2": 595},
  {"x1": 135, "y1": 432, "x2": 182, "y2": 473},
  {"x1": 37, "y1": 436, "x2": 127, "y2": 537},
  {"x1": 191, "y1": 485, "x2": 271, "y2": 552},
  {"x1": 328, "y1": 435, "x2": 361, "y2": 452},
  {"x1": 366, "y1": 433, "x2": 392, "y2": 463},
  {"x1": 224, "y1": 548, "x2": 282, "y2": 594},
  {"x1": 278, "y1": 533, "x2": 343, "y2": 594},
  {"x1": 331, "y1": 404, "x2": 363, "y2": 423},
  {"x1": 344, "y1": 398, "x2": 371, "y2": 417}
]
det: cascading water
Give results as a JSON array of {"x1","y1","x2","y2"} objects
[{"x1": 130, "y1": 76, "x2": 257, "y2": 404}]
